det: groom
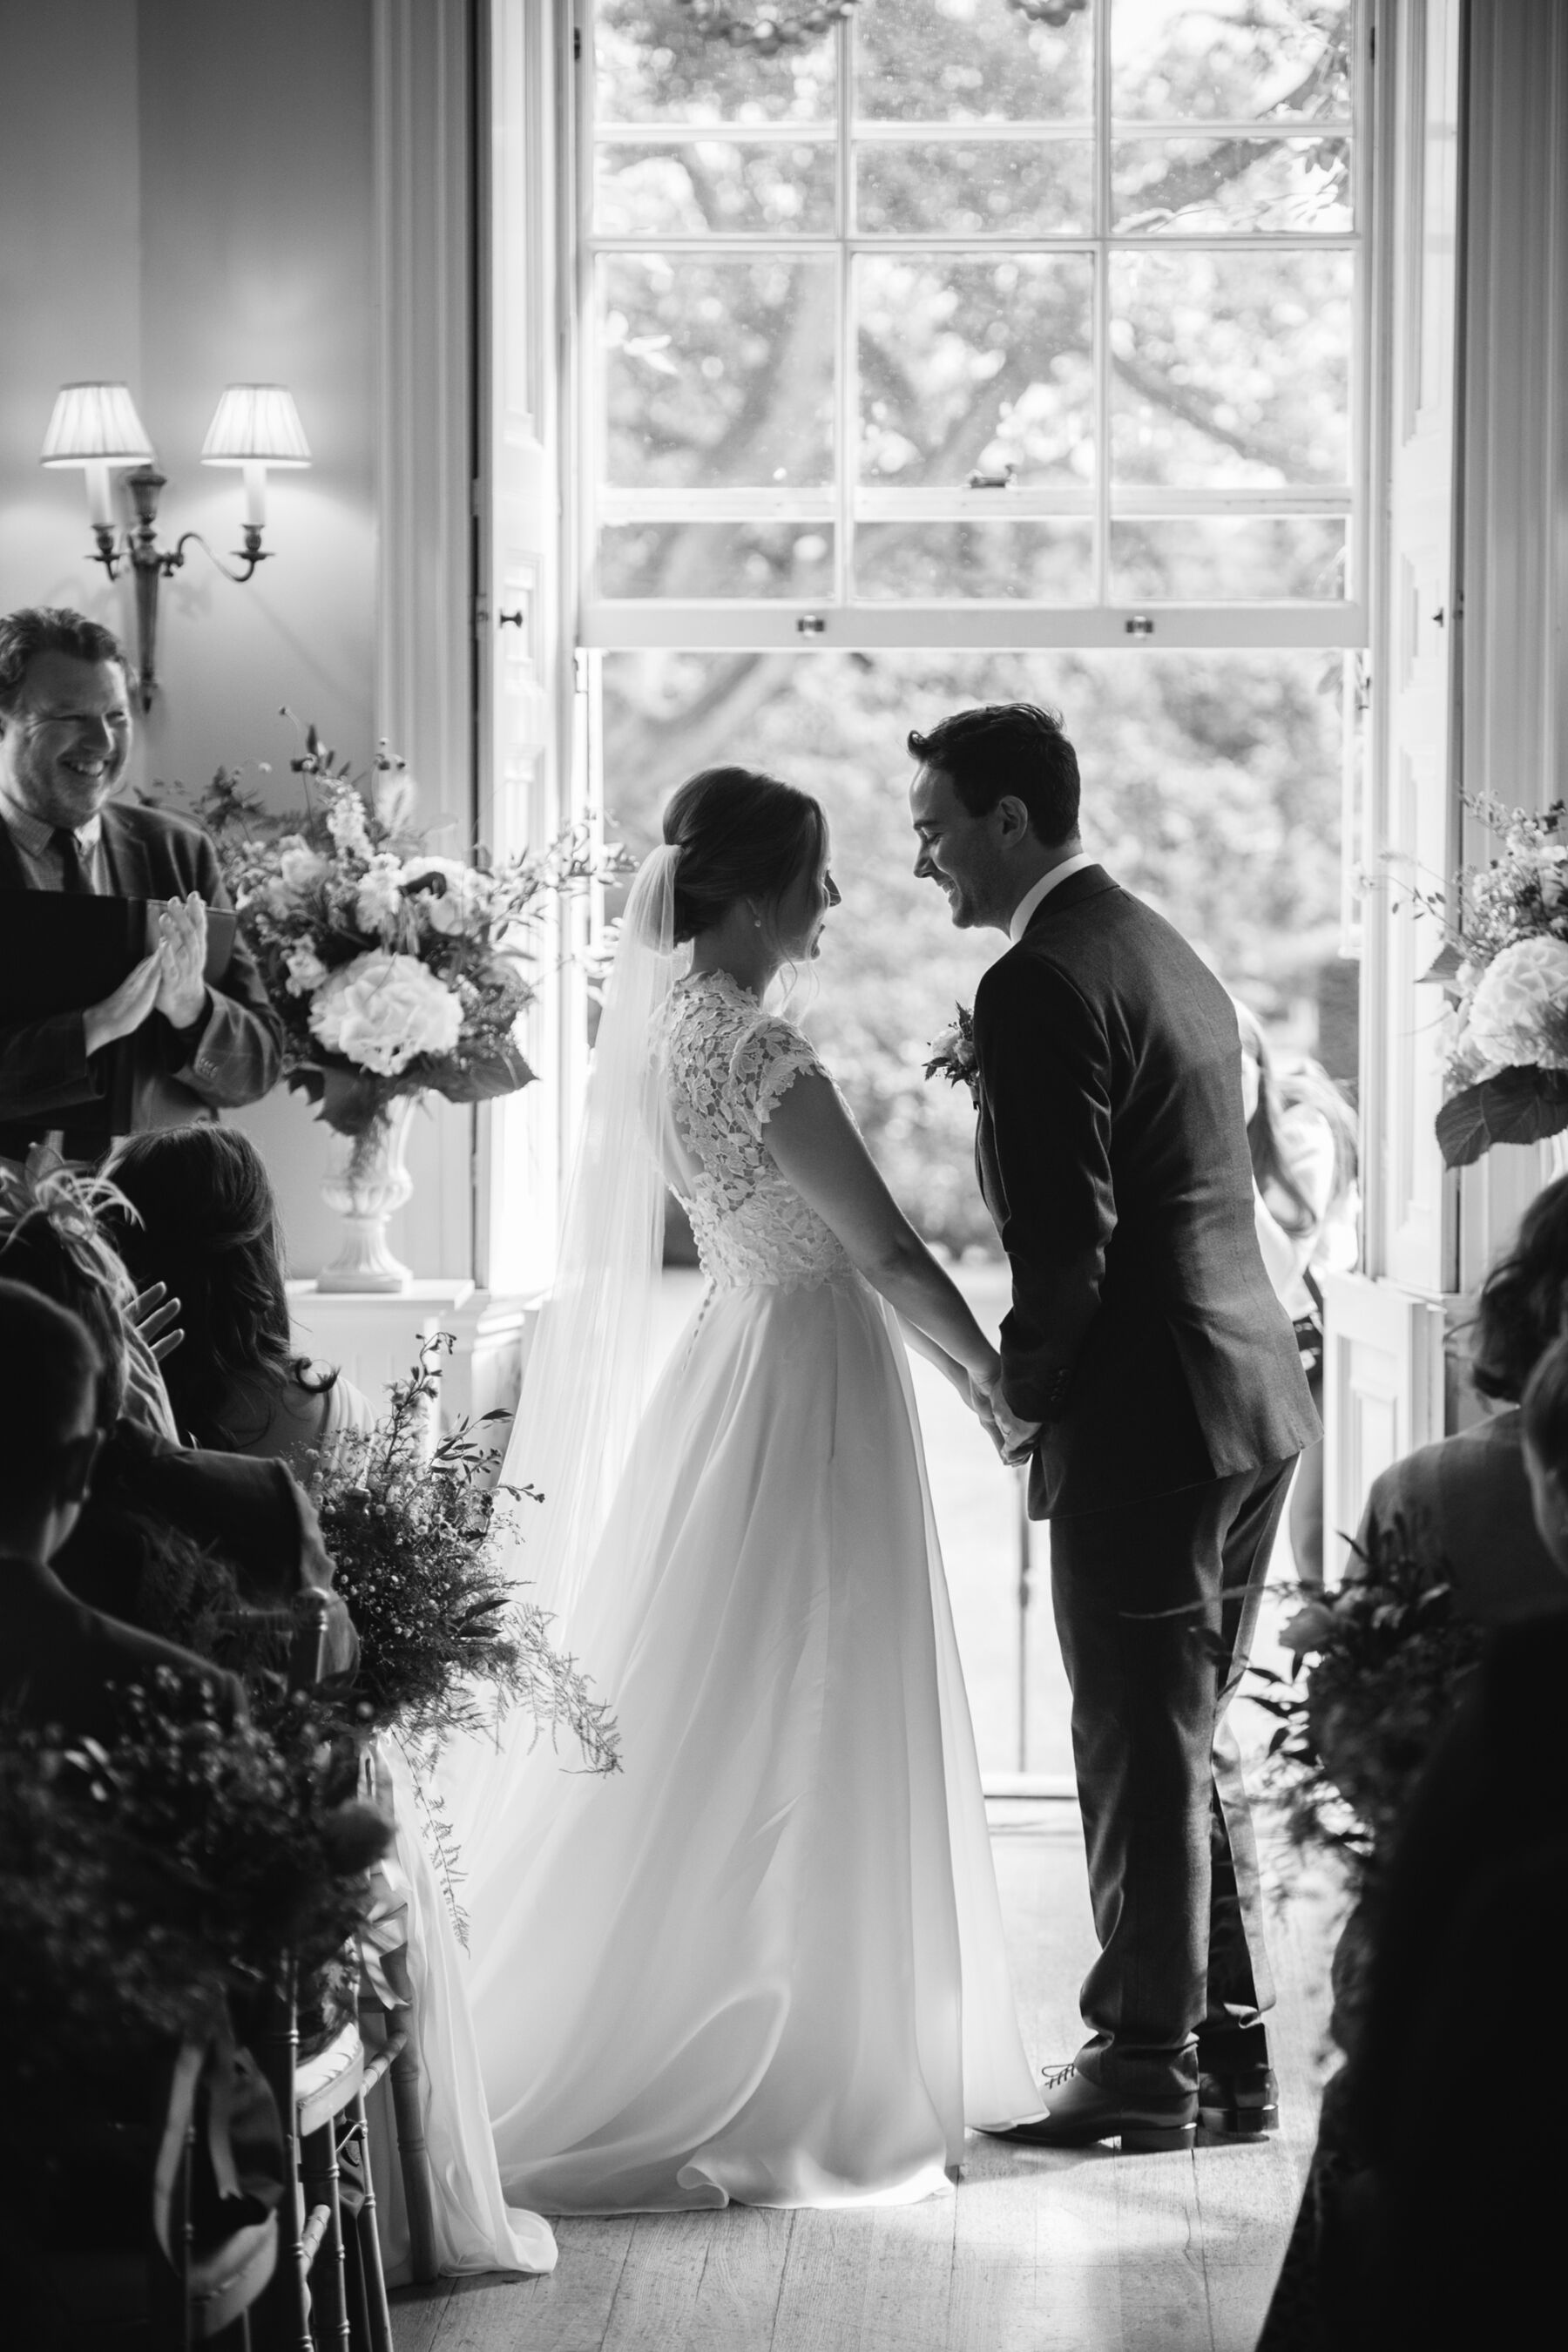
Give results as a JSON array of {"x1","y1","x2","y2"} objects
[{"x1": 910, "y1": 702, "x2": 1319, "y2": 2153}]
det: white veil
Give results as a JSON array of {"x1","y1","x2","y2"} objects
[
  {"x1": 441, "y1": 845, "x2": 683, "y2": 1872},
  {"x1": 489, "y1": 842, "x2": 683, "y2": 1635}
]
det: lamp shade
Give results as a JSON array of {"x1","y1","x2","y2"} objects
[
  {"x1": 200, "y1": 384, "x2": 311, "y2": 468},
  {"x1": 40, "y1": 382, "x2": 153, "y2": 467}
]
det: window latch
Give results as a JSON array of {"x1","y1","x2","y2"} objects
[
  {"x1": 1125, "y1": 614, "x2": 1155, "y2": 638},
  {"x1": 796, "y1": 613, "x2": 826, "y2": 636}
]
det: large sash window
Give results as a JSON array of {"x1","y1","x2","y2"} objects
[{"x1": 578, "y1": 0, "x2": 1364, "y2": 652}]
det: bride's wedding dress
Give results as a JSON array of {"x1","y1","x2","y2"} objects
[{"x1": 459, "y1": 967, "x2": 1038, "y2": 2213}]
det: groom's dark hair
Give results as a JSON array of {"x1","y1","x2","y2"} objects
[{"x1": 907, "y1": 703, "x2": 1079, "y2": 846}]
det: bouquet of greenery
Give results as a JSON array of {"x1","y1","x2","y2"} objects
[
  {"x1": 159, "y1": 716, "x2": 620, "y2": 1139},
  {"x1": 1249, "y1": 1517, "x2": 1484, "y2": 1893},
  {"x1": 310, "y1": 1338, "x2": 619, "y2": 1761},
  {"x1": 307, "y1": 1340, "x2": 619, "y2": 1941},
  {"x1": 1393, "y1": 793, "x2": 1568, "y2": 1166}
]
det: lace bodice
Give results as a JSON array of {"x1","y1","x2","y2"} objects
[{"x1": 657, "y1": 970, "x2": 857, "y2": 1291}]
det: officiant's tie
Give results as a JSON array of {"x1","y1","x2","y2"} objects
[{"x1": 51, "y1": 826, "x2": 94, "y2": 894}]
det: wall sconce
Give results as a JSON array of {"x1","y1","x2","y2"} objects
[{"x1": 41, "y1": 380, "x2": 311, "y2": 710}]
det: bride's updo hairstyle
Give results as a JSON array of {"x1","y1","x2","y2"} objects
[{"x1": 662, "y1": 765, "x2": 827, "y2": 946}]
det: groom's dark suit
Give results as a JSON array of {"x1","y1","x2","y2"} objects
[{"x1": 973, "y1": 863, "x2": 1319, "y2": 2099}]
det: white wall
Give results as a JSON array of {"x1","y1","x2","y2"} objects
[{"x1": 0, "y1": 0, "x2": 470, "y2": 1279}]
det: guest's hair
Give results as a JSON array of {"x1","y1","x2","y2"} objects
[
  {"x1": 0, "y1": 605, "x2": 130, "y2": 717},
  {"x1": 104, "y1": 1126, "x2": 334, "y2": 1452},
  {"x1": 0, "y1": 1278, "x2": 102, "y2": 1512},
  {"x1": 1522, "y1": 1329, "x2": 1568, "y2": 1480},
  {"x1": 1236, "y1": 1004, "x2": 1358, "y2": 1242},
  {"x1": 661, "y1": 766, "x2": 827, "y2": 946},
  {"x1": 906, "y1": 703, "x2": 1080, "y2": 846},
  {"x1": 1470, "y1": 1175, "x2": 1568, "y2": 1404},
  {"x1": 0, "y1": 1169, "x2": 133, "y2": 1427}
]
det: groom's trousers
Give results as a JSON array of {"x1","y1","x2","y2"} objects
[{"x1": 1048, "y1": 1455, "x2": 1295, "y2": 2100}]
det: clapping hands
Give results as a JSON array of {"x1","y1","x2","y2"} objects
[{"x1": 154, "y1": 891, "x2": 210, "y2": 1029}]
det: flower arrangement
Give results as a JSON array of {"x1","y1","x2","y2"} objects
[
  {"x1": 1401, "y1": 794, "x2": 1568, "y2": 1166},
  {"x1": 923, "y1": 1002, "x2": 978, "y2": 1099},
  {"x1": 0, "y1": 1673, "x2": 388, "y2": 2080},
  {"x1": 1247, "y1": 1518, "x2": 1484, "y2": 1893},
  {"x1": 166, "y1": 719, "x2": 618, "y2": 1140}
]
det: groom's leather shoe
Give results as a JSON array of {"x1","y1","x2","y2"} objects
[
  {"x1": 984, "y1": 2064, "x2": 1197, "y2": 2154},
  {"x1": 1197, "y1": 2061, "x2": 1279, "y2": 2137}
]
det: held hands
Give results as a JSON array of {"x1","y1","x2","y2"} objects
[
  {"x1": 969, "y1": 1363, "x2": 1043, "y2": 1466},
  {"x1": 81, "y1": 895, "x2": 209, "y2": 1055}
]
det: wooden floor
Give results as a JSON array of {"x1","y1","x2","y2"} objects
[{"x1": 391, "y1": 1807, "x2": 1339, "y2": 2352}]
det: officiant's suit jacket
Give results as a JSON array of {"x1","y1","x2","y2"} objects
[
  {"x1": 973, "y1": 863, "x2": 1319, "y2": 1520},
  {"x1": 0, "y1": 800, "x2": 281, "y2": 1157}
]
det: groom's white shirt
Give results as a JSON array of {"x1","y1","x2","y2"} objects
[{"x1": 1008, "y1": 851, "x2": 1096, "y2": 943}]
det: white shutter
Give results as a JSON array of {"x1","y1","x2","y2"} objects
[
  {"x1": 1324, "y1": 0, "x2": 1464, "y2": 1567},
  {"x1": 475, "y1": 0, "x2": 584, "y2": 1294}
]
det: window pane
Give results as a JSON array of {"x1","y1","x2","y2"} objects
[
  {"x1": 857, "y1": 139, "x2": 1093, "y2": 236},
  {"x1": 1111, "y1": 0, "x2": 1354, "y2": 123},
  {"x1": 855, "y1": 519, "x2": 1095, "y2": 600},
  {"x1": 1109, "y1": 249, "x2": 1352, "y2": 488},
  {"x1": 595, "y1": 0, "x2": 835, "y2": 124},
  {"x1": 858, "y1": 255, "x2": 1095, "y2": 489},
  {"x1": 604, "y1": 255, "x2": 836, "y2": 490},
  {"x1": 1112, "y1": 136, "x2": 1352, "y2": 234},
  {"x1": 1110, "y1": 515, "x2": 1346, "y2": 599},
  {"x1": 598, "y1": 522, "x2": 835, "y2": 599},
  {"x1": 595, "y1": 141, "x2": 838, "y2": 236},
  {"x1": 855, "y1": 0, "x2": 1093, "y2": 122}
]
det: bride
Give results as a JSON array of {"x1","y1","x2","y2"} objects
[{"x1": 451, "y1": 764, "x2": 1040, "y2": 2213}]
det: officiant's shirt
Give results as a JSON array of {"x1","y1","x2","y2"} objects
[{"x1": 0, "y1": 795, "x2": 108, "y2": 891}]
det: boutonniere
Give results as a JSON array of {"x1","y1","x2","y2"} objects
[{"x1": 924, "y1": 1002, "x2": 977, "y2": 1098}]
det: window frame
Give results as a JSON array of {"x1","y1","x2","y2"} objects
[{"x1": 571, "y1": 0, "x2": 1372, "y2": 653}]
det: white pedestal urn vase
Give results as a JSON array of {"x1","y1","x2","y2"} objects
[{"x1": 319, "y1": 1094, "x2": 418, "y2": 1294}]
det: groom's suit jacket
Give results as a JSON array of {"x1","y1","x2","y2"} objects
[
  {"x1": 973, "y1": 863, "x2": 1319, "y2": 1519},
  {"x1": 0, "y1": 800, "x2": 281, "y2": 1159}
]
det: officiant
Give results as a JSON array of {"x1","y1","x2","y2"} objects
[{"x1": 0, "y1": 606, "x2": 280, "y2": 1163}]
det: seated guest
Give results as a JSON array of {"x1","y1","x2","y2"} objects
[
  {"x1": 0, "y1": 1279, "x2": 243, "y2": 1740},
  {"x1": 1338, "y1": 1337, "x2": 1568, "y2": 2345},
  {"x1": 1351, "y1": 1173, "x2": 1568, "y2": 1623},
  {"x1": 1260, "y1": 1329, "x2": 1568, "y2": 2351},
  {"x1": 0, "y1": 605, "x2": 280, "y2": 1163},
  {"x1": 106, "y1": 1125, "x2": 375, "y2": 1480},
  {"x1": 104, "y1": 1125, "x2": 546, "y2": 2283},
  {"x1": 0, "y1": 1159, "x2": 356, "y2": 1674}
]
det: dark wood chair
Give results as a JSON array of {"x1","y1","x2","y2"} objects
[
  {"x1": 31, "y1": 2031, "x2": 280, "y2": 2349},
  {"x1": 252, "y1": 1592, "x2": 397, "y2": 2352}
]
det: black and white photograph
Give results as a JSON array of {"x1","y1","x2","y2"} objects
[{"x1": 2, "y1": 3, "x2": 1565, "y2": 2347}]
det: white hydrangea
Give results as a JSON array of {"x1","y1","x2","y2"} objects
[
  {"x1": 308, "y1": 950, "x2": 463, "y2": 1077},
  {"x1": 1462, "y1": 935, "x2": 1568, "y2": 1078}
]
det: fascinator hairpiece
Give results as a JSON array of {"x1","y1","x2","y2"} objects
[{"x1": 0, "y1": 1146, "x2": 140, "y2": 1304}]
